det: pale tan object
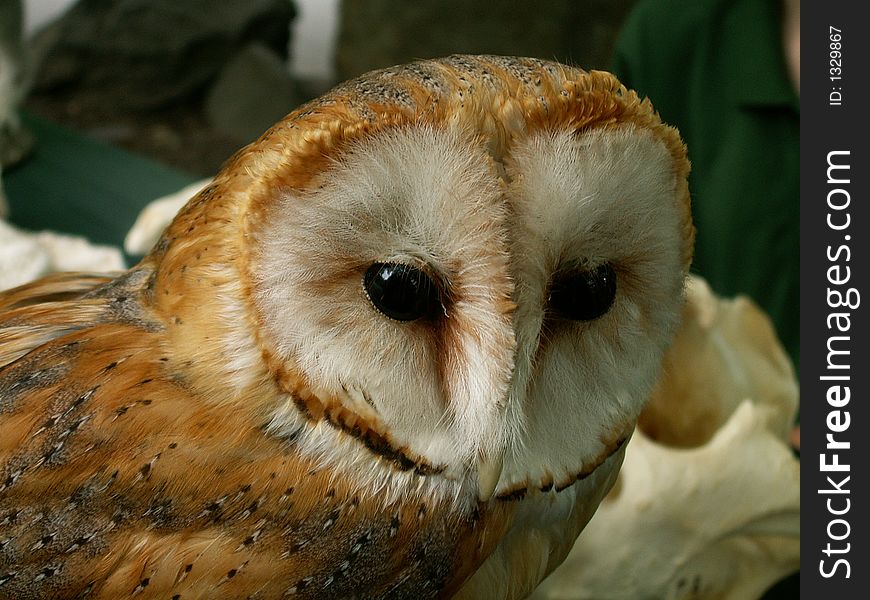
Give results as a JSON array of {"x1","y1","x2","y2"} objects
[
  {"x1": 530, "y1": 276, "x2": 800, "y2": 600},
  {"x1": 123, "y1": 178, "x2": 212, "y2": 255},
  {"x1": 0, "y1": 219, "x2": 125, "y2": 291},
  {"x1": 640, "y1": 276, "x2": 798, "y2": 446},
  {"x1": 0, "y1": 56, "x2": 693, "y2": 599}
]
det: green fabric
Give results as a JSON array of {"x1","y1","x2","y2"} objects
[
  {"x1": 4, "y1": 113, "x2": 198, "y2": 260},
  {"x1": 612, "y1": 0, "x2": 800, "y2": 369}
]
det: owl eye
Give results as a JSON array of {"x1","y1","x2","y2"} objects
[
  {"x1": 364, "y1": 262, "x2": 441, "y2": 322},
  {"x1": 549, "y1": 263, "x2": 617, "y2": 321}
]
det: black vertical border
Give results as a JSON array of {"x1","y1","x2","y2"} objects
[{"x1": 802, "y1": 1, "x2": 869, "y2": 596}]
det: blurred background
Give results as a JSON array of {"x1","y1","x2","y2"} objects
[{"x1": 13, "y1": 0, "x2": 635, "y2": 177}]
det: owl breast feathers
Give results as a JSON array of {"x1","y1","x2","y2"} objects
[{"x1": 0, "y1": 55, "x2": 692, "y2": 599}]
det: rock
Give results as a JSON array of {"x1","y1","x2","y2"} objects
[
  {"x1": 335, "y1": 0, "x2": 637, "y2": 80},
  {"x1": 30, "y1": 0, "x2": 297, "y2": 110},
  {"x1": 205, "y1": 44, "x2": 304, "y2": 143}
]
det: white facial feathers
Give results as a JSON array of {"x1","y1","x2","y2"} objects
[
  {"x1": 501, "y1": 127, "x2": 687, "y2": 492},
  {"x1": 251, "y1": 123, "x2": 686, "y2": 498},
  {"x1": 253, "y1": 126, "x2": 516, "y2": 474}
]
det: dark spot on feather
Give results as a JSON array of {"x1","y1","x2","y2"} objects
[
  {"x1": 67, "y1": 532, "x2": 95, "y2": 553},
  {"x1": 41, "y1": 440, "x2": 66, "y2": 465},
  {"x1": 272, "y1": 424, "x2": 302, "y2": 445},
  {"x1": 496, "y1": 487, "x2": 527, "y2": 502},
  {"x1": 322, "y1": 509, "x2": 340, "y2": 531},
  {"x1": 63, "y1": 387, "x2": 98, "y2": 419},
  {"x1": 296, "y1": 577, "x2": 312, "y2": 590},
  {"x1": 2, "y1": 469, "x2": 21, "y2": 490},
  {"x1": 0, "y1": 509, "x2": 18, "y2": 526},
  {"x1": 227, "y1": 569, "x2": 237, "y2": 578},
  {"x1": 34, "y1": 565, "x2": 60, "y2": 581},
  {"x1": 346, "y1": 530, "x2": 374, "y2": 564},
  {"x1": 201, "y1": 495, "x2": 227, "y2": 522},
  {"x1": 65, "y1": 415, "x2": 88, "y2": 435},
  {"x1": 184, "y1": 564, "x2": 193, "y2": 573},
  {"x1": 240, "y1": 500, "x2": 260, "y2": 519}
]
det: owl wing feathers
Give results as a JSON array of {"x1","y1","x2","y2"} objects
[
  {"x1": 0, "y1": 268, "x2": 504, "y2": 599},
  {"x1": 0, "y1": 272, "x2": 117, "y2": 365}
]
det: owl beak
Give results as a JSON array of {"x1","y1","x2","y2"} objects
[{"x1": 477, "y1": 450, "x2": 505, "y2": 502}]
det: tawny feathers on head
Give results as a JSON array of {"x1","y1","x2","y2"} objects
[{"x1": 0, "y1": 55, "x2": 692, "y2": 599}]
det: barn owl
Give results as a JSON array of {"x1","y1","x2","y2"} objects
[{"x1": 0, "y1": 55, "x2": 692, "y2": 599}]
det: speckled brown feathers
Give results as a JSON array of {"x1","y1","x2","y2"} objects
[
  {"x1": 0, "y1": 270, "x2": 508, "y2": 598},
  {"x1": 1, "y1": 55, "x2": 693, "y2": 599}
]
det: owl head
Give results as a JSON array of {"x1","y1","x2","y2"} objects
[{"x1": 146, "y1": 55, "x2": 692, "y2": 509}]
